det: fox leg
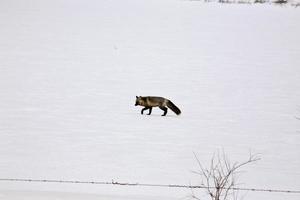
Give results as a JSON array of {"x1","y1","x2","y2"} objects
[
  {"x1": 147, "y1": 107, "x2": 152, "y2": 115},
  {"x1": 141, "y1": 107, "x2": 149, "y2": 115},
  {"x1": 159, "y1": 106, "x2": 168, "y2": 116}
]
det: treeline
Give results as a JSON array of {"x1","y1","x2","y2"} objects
[{"x1": 193, "y1": 0, "x2": 300, "y2": 7}]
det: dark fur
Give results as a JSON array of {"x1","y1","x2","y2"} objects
[{"x1": 135, "y1": 96, "x2": 181, "y2": 116}]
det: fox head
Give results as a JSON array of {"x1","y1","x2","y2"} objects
[{"x1": 135, "y1": 96, "x2": 142, "y2": 106}]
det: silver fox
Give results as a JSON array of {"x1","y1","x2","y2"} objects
[{"x1": 135, "y1": 96, "x2": 181, "y2": 116}]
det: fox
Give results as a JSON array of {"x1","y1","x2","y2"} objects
[{"x1": 135, "y1": 96, "x2": 181, "y2": 116}]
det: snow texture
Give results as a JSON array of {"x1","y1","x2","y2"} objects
[{"x1": 0, "y1": 0, "x2": 300, "y2": 199}]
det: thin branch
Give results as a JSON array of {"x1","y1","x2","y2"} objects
[{"x1": 192, "y1": 151, "x2": 260, "y2": 200}]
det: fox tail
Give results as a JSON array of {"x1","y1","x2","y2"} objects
[{"x1": 167, "y1": 100, "x2": 181, "y2": 115}]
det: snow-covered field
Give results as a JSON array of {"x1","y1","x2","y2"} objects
[{"x1": 0, "y1": 0, "x2": 300, "y2": 199}]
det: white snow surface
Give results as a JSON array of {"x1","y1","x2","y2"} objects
[{"x1": 0, "y1": 0, "x2": 300, "y2": 199}]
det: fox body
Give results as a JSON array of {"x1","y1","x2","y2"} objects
[{"x1": 135, "y1": 96, "x2": 181, "y2": 116}]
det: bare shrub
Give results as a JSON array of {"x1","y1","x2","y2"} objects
[
  {"x1": 254, "y1": 0, "x2": 269, "y2": 3},
  {"x1": 273, "y1": 0, "x2": 288, "y2": 4},
  {"x1": 191, "y1": 151, "x2": 260, "y2": 200},
  {"x1": 293, "y1": 3, "x2": 300, "y2": 7}
]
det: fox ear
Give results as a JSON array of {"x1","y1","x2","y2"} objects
[{"x1": 136, "y1": 96, "x2": 138, "y2": 99}]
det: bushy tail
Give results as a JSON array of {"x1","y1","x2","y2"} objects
[{"x1": 167, "y1": 100, "x2": 181, "y2": 115}]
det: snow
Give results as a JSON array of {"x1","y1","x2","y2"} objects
[{"x1": 0, "y1": 0, "x2": 300, "y2": 199}]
